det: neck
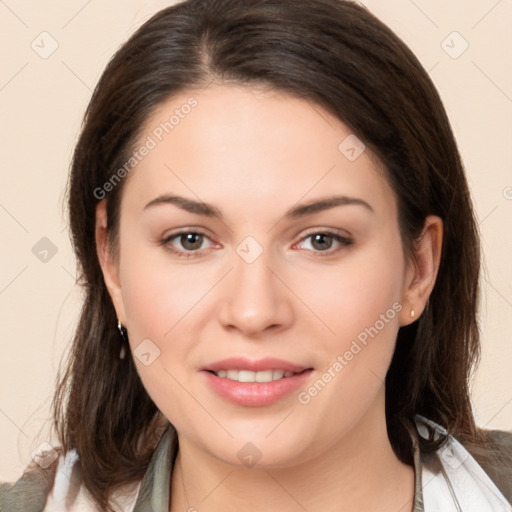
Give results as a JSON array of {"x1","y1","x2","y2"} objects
[{"x1": 170, "y1": 389, "x2": 415, "y2": 512}]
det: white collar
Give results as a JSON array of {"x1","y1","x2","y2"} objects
[{"x1": 414, "y1": 415, "x2": 512, "y2": 511}]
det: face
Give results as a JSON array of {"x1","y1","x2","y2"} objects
[{"x1": 97, "y1": 84, "x2": 435, "y2": 468}]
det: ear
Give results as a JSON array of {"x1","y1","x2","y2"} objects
[
  {"x1": 95, "y1": 200, "x2": 126, "y2": 324},
  {"x1": 399, "y1": 215, "x2": 443, "y2": 326}
]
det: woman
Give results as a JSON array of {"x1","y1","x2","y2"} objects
[{"x1": 1, "y1": 0, "x2": 511, "y2": 510}]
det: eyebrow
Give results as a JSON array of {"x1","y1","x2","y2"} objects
[{"x1": 143, "y1": 193, "x2": 374, "y2": 219}]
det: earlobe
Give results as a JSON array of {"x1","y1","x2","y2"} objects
[
  {"x1": 95, "y1": 200, "x2": 126, "y2": 323},
  {"x1": 399, "y1": 215, "x2": 443, "y2": 326}
]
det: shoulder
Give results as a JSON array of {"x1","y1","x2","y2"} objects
[
  {"x1": 0, "y1": 448, "x2": 140, "y2": 512},
  {"x1": 0, "y1": 454, "x2": 59, "y2": 512},
  {"x1": 467, "y1": 427, "x2": 512, "y2": 504},
  {"x1": 415, "y1": 415, "x2": 512, "y2": 510}
]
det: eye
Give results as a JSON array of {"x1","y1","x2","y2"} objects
[
  {"x1": 160, "y1": 230, "x2": 216, "y2": 258},
  {"x1": 159, "y1": 229, "x2": 353, "y2": 259},
  {"x1": 296, "y1": 230, "x2": 353, "y2": 256}
]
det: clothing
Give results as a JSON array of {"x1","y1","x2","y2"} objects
[{"x1": 1, "y1": 415, "x2": 511, "y2": 511}]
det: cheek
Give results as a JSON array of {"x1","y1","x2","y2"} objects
[
  {"x1": 117, "y1": 236, "x2": 222, "y2": 397},
  {"x1": 293, "y1": 238, "x2": 406, "y2": 419},
  {"x1": 119, "y1": 241, "x2": 211, "y2": 340},
  {"x1": 300, "y1": 242, "x2": 405, "y2": 346},
  {"x1": 117, "y1": 242, "x2": 210, "y2": 418}
]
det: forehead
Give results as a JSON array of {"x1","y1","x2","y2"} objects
[{"x1": 123, "y1": 84, "x2": 396, "y2": 220}]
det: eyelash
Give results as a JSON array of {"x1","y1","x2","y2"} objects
[{"x1": 159, "y1": 229, "x2": 353, "y2": 259}]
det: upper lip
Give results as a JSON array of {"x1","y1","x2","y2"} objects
[{"x1": 202, "y1": 357, "x2": 310, "y2": 373}]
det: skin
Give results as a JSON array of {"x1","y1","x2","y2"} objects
[{"x1": 96, "y1": 84, "x2": 443, "y2": 512}]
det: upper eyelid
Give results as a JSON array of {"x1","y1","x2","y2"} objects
[
  {"x1": 161, "y1": 230, "x2": 215, "y2": 247},
  {"x1": 294, "y1": 232, "x2": 352, "y2": 252},
  {"x1": 296, "y1": 226, "x2": 352, "y2": 240}
]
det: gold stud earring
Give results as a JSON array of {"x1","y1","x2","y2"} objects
[{"x1": 410, "y1": 309, "x2": 415, "y2": 318}]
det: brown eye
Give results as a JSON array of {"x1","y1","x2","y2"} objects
[
  {"x1": 310, "y1": 233, "x2": 335, "y2": 251},
  {"x1": 160, "y1": 230, "x2": 215, "y2": 258},
  {"x1": 179, "y1": 232, "x2": 204, "y2": 251},
  {"x1": 297, "y1": 231, "x2": 353, "y2": 256}
]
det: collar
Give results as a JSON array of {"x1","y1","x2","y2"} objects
[{"x1": 413, "y1": 415, "x2": 512, "y2": 511}]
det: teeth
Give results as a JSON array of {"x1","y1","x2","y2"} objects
[
  {"x1": 272, "y1": 370, "x2": 285, "y2": 380},
  {"x1": 255, "y1": 370, "x2": 274, "y2": 382},
  {"x1": 226, "y1": 369, "x2": 238, "y2": 380},
  {"x1": 213, "y1": 369, "x2": 298, "y2": 382}
]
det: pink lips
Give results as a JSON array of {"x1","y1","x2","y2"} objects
[{"x1": 201, "y1": 357, "x2": 313, "y2": 407}]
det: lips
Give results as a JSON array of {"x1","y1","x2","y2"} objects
[{"x1": 201, "y1": 357, "x2": 314, "y2": 406}]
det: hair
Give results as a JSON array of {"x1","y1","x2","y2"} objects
[{"x1": 47, "y1": 0, "x2": 510, "y2": 510}]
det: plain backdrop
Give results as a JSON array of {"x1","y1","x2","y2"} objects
[{"x1": 1, "y1": 0, "x2": 511, "y2": 482}]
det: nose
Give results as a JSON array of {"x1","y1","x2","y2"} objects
[{"x1": 218, "y1": 242, "x2": 294, "y2": 337}]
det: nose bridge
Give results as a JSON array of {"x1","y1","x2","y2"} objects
[{"x1": 218, "y1": 234, "x2": 292, "y2": 334}]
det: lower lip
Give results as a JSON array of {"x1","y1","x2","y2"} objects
[{"x1": 202, "y1": 370, "x2": 313, "y2": 407}]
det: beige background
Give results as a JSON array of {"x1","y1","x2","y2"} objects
[{"x1": 0, "y1": 0, "x2": 511, "y2": 482}]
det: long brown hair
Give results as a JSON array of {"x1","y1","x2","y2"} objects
[{"x1": 52, "y1": 0, "x2": 507, "y2": 509}]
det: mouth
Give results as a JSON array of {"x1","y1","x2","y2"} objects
[
  {"x1": 205, "y1": 368, "x2": 306, "y2": 382},
  {"x1": 201, "y1": 357, "x2": 314, "y2": 407}
]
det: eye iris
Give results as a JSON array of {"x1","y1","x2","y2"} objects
[
  {"x1": 311, "y1": 233, "x2": 333, "y2": 251},
  {"x1": 181, "y1": 233, "x2": 203, "y2": 250}
]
